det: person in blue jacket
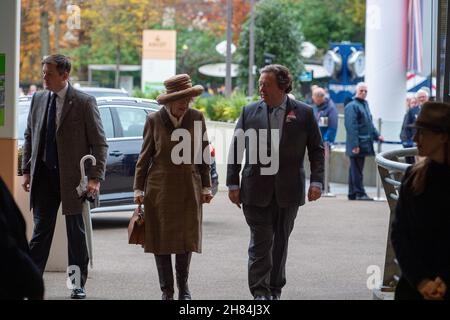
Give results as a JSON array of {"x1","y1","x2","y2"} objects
[
  {"x1": 391, "y1": 101, "x2": 450, "y2": 300},
  {"x1": 344, "y1": 82, "x2": 383, "y2": 201},
  {"x1": 400, "y1": 90, "x2": 429, "y2": 164},
  {"x1": 312, "y1": 87, "x2": 338, "y2": 145}
]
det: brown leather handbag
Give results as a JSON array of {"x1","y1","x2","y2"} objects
[{"x1": 128, "y1": 204, "x2": 145, "y2": 246}]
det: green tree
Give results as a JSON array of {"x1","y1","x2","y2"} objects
[
  {"x1": 236, "y1": 0, "x2": 304, "y2": 96},
  {"x1": 176, "y1": 28, "x2": 224, "y2": 85},
  {"x1": 282, "y1": 0, "x2": 366, "y2": 50}
]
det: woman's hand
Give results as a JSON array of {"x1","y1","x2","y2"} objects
[
  {"x1": 134, "y1": 195, "x2": 144, "y2": 205},
  {"x1": 418, "y1": 278, "x2": 447, "y2": 300},
  {"x1": 202, "y1": 193, "x2": 213, "y2": 204}
]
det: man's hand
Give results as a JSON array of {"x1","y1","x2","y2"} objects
[
  {"x1": 22, "y1": 174, "x2": 31, "y2": 192},
  {"x1": 352, "y1": 147, "x2": 360, "y2": 155},
  {"x1": 378, "y1": 135, "x2": 384, "y2": 142},
  {"x1": 228, "y1": 189, "x2": 241, "y2": 209},
  {"x1": 87, "y1": 179, "x2": 100, "y2": 197},
  {"x1": 202, "y1": 193, "x2": 213, "y2": 204},
  {"x1": 308, "y1": 186, "x2": 322, "y2": 202}
]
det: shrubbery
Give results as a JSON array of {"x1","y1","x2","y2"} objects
[{"x1": 133, "y1": 89, "x2": 258, "y2": 123}]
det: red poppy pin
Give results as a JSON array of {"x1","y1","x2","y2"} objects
[{"x1": 286, "y1": 111, "x2": 297, "y2": 122}]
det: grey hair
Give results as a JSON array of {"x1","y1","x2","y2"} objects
[
  {"x1": 356, "y1": 82, "x2": 367, "y2": 91},
  {"x1": 312, "y1": 87, "x2": 326, "y2": 97},
  {"x1": 415, "y1": 89, "x2": 429, "y2": 98},
  {"x1": 260, "y1": 64, "x2": 293, "y2": 93}
]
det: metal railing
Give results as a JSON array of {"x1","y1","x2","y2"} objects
[{"x1": 374, "y1": 147, "x2": 417, "y2": 292}]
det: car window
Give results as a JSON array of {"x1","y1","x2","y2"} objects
[
  {"x1": 115, "y1": 107, "x2": 147, "y2": 138},
  {"x1": 87, "y1": 91, "x2": 129, "y2": 98},
  {"x1": 17, "y1": 102, "x2": 31, "y2": 139},
  {"x1": 99, "y1": 107, "x2": 114, "y2": 139}
]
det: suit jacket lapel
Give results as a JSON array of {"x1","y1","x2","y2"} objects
[
  {"x1": 257, "y1": 101, "x2": 269, "y2": 130},
  {"x1": 280, "y1": 97, "x2": 294, "y2": 143},
  {"x1": 38, "y1": 91, "x2": 51, "y2": 132},
  {"x1": 57, "y1": 83, "x2": 74, "y2": 133}
]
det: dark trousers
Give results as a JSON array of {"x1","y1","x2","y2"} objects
[
  {"x1": 29, "y1": 161, "x2": 89, "y2": 288},
  {"x1": 243, "y1": 197, "x2": 298, "y2": 298},
  {"x1": 348, "y1": 156, "x2": 366, "y2": 198}
]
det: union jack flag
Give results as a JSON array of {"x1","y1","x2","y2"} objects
[{"x1": 407, "y1": 0, "x2": 423, "y2": 74}]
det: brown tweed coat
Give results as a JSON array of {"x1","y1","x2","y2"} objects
[
  {"x1": 133, "y1": 107, "x2": 211, "y2": 254},
  {"x1": 22, "y1": 84, "x2": 108, "y2": 215}
]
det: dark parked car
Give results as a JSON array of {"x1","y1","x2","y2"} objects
[{"x1": 17, "y1": 95, "x2": 219, "y2": 212}]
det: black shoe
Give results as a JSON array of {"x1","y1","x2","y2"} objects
[
  {"x1": 162, "y1": 292, "x2": 174, "y2": 300},
  {"x1": 179, "y1": 292, "x2": 192, "y2": 300},
  {"x1": 254, "y1": 295, "x2": 269, "y2": 300},
  {"x1": 271, "y1": 294, "x2": 280, "y2": 300},
  {"x1": 71, "y1": 288, "x2": 86, "y2": 299},
  {"x1": 348, "y1": 195, "x2": 356, "y2": 200},
  {"x1": 355, "y1": 194, "x2": 374, "y2": 201}
]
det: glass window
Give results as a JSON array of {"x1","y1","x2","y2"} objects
[
  {"x1": 99, "y1": 107, "x2": 114, "y2": 139},
  {"x1": 17, "y1": 101, "x2": 31, "y2": 140},
  {"x1": 115, "y1": 107, "x2": 147, "y2": 138}
]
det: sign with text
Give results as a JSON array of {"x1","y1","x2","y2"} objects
[{"x1": 142, "y1": 30, "x2": 176, "y2": 94}]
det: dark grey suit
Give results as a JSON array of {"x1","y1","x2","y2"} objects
[
  {"x1": 22, "y1": 83, "x2": 108, "y2": 287},
  {"x1": 227, "y1": 97, "x2": 324, "y2": 298}
]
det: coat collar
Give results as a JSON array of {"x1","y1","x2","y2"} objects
[{"x1": 160, "y1": 107, "x2": 192, "y2": 134}]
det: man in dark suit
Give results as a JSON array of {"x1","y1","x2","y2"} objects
[
  {"x1": 0, "y1": 177, "x2": 44, "y2": 300},
  {"x1": 227, "y1": 64, "x2": 324, "y2": 300},
  {"x1": 21, "y1": 54, "x2": 108, "y2": 299}
]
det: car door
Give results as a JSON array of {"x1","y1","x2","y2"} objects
[
  {"x1": 105, "y1": 106, "x2": 147, "y2": 205},
  {"x1": 97, "y1": 106, "x2": 117, "y2": 200}
]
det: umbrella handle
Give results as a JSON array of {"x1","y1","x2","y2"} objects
[{"x1": 80, "y1": 155, "x2": 97, "y2": 178}]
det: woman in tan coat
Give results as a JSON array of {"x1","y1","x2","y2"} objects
[{"x1": 133, "y1": 74, "x2": 213, "y2": 300}]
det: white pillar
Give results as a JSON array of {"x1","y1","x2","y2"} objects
[
  {"x1": 365, "y1": 0, "x2": 407, "y2": 127},
  {"x1": 0, "y1": 0, "x2": 20, "y2": 189}
]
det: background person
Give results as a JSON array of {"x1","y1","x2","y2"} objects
[
  {"x1": 400, "y1": 89, "x2": 429, "y2": 164},
  {"x1": 344, "y1": 82, "x2": 383, "y2": 201}
]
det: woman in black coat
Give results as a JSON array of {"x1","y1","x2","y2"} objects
[
  {"x1": 391, "y1": 101, "x2": 450, "y2": 300},
  {"x1": 0, "y1": 177, "x2": 44, "y2": 300}
]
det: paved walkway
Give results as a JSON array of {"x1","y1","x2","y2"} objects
[{"x1": 42, "y1": 182, "x2": 391, "y2": 300}]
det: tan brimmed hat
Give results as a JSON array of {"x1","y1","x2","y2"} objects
[{"x1": 156, "y1": 74, "x2": 204, "y2": 105}]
